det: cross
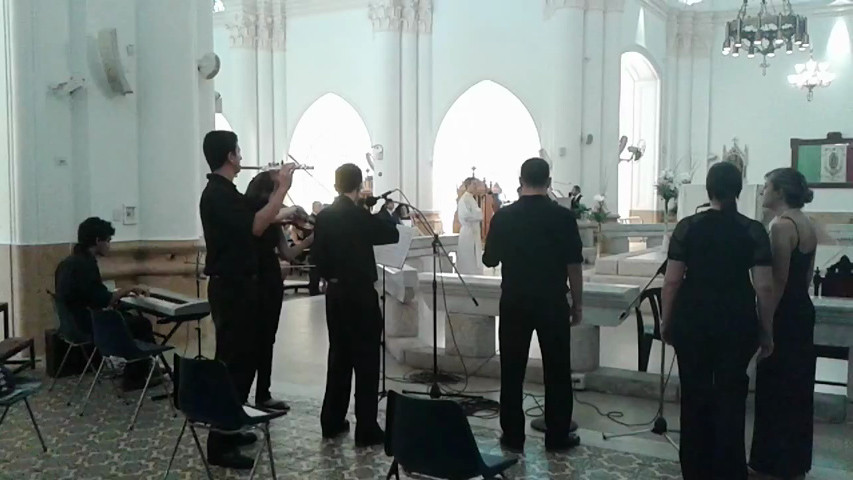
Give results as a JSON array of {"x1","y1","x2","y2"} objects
[{"x1": 471, "y1": 166, "x2": 477, "y2": 177}]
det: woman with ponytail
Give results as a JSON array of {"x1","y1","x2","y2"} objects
[
  {"x1": 660, "y1": 162, "x2": 775, "y2": 480},
  {"x1": 749, "y1": 168, "x2": 817, "y2": 480}
]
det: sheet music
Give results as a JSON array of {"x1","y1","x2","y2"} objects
[{"x1": 374, "y1": 225, "x2": 416, "y2": 269}]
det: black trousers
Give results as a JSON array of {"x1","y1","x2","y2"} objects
[
  {"x1": 320, "y1": 283, "x2": 382, "y2": 436},
  {"x1": 308, "y1": 267, "x2": 321, "y2": 295},
  {"x1": 206, "y1": 276, "x2": 261, "y2": 456},
  {"x1": 255, "y1": 276, "x2": 284, "y2": 402},
  {"x1": 498, "y1": 295, "x2": 573, "y2": 444},
  {"x1": 674, "y1": 331, "x2": 755, "y2": 480}
]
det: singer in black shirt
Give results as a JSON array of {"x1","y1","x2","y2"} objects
[
  {"x1": 311, "y1": 163, "x2": 399, "y2": 447},
  {"x1": 483, "y1": 157, "x2": 584, "y2": 453}
]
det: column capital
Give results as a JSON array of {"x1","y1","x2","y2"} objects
[
  {"x1": 604, "y1": 0, "x2": 625, "y2": 12},
  {"x1": 691, "y1": 15, "x2": 714, "y2": 58},
  {"x1": 675, "y1": 12, "x2": 695, "y2": 57},
  {"x1": 258, "y1": 0, "x2": 287, "y2": 51},
  {"x1": 586, "y1": 0, "x2": 606, "y2": 11},
  {"x1": 369, "y1": 0, "x2": 432, "y2": 34},
  {"x1": 222, "y1": 0, "x2": 260, "y2": 49},
  {"x1": 545, "y1": 0, "x2": 587, "y2": 18}
]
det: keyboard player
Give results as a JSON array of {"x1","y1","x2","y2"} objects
[{"x1": 54, "y1": 217, "x2": 162, "y2": 392}]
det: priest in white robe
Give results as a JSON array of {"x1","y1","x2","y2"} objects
[{"x1": 456, "y1": 177, "x2": 484, "y2": 275}]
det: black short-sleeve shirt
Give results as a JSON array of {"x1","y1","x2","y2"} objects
[
  {"x1": 482, "y1": 195, "x2": 584, "y2": 299},
  {"x1": 668, "y1": 209, "x2": 772, "y2": 290},
  {"x1": 200, "y1": 174, "x2": 258, "y2": 277}
]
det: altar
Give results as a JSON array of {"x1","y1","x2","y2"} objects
[{"x1": 677, "y1": 183, "x2": 765, "y2": 221}]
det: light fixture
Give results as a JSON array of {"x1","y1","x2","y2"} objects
[
  {"x1": 678, "y1": 0, "x2": 704, "y2": 5},
  {"x1": 721, "y1": 0, "x2": 809, "y2": 75},
  {"x1": 787, "y1": 55, "x2": 835, "y2": 101},
  {"x1": 213, "y1": 0, "x2": 225, "y2": 13}
]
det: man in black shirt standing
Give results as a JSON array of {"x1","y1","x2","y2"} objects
[
  {"x1": 199, "y1": 130, "x2": 295, "y2": 469},
  {"x1": 483, "y1": 157, "x2": 584, "y2": 453},
  {"x1": 311, "y1": 163, "x2": 399, "y2": 447}
]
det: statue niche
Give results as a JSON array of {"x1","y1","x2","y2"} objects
[{"x1": 722, "y1": 138, "x2": 749, "y2": 179}]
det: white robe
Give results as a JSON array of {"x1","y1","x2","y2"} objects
[{"x1": 456, "y1": 192, "x2": 483, "y2": 275}]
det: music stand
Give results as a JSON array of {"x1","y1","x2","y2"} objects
[{"x1": 373, "y1": 225, "x2": 417, "y2": 400}]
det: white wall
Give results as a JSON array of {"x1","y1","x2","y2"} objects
[
  {"x1": 5, "y1": 0, "x2": 213, "y2": 245},
  {"x1": 707, "y1": 13, "x2": 853, "y2": 212}
]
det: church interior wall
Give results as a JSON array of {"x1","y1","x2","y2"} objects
[{"x1": 706, "y1": 12, "x2": 853, "y2": 217}]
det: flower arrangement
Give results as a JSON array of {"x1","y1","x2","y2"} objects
[
  {"x1": 655, "y1": 165, "x2": 694, "y2": 221},
  {"x1": 589, "y1": 194, "x2": 610, "y2": 225}
]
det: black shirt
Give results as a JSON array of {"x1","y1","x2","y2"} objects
[
  {"x1": 200, "y1": 174, "x2": 258, "y2": 277},
  {"x1": 249, "y1": 199, "x2": 284, "y2": 282},
  {"x1": 668, "y1": 209, "x2": 772, "y2": 295},
  {"x1": 54, "y1": 249, "x2": 113, "y2": 333},
  {"x1": 482, "y1": 195, "x2": 584, "y2": 299},
  {"x1": 311, "y1": 195, "x2": 400, "y2": 286}
]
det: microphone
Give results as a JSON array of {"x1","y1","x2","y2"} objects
[
  {"x1": 364, "y1": 189, "x2": 397, "y2": 208},
  {"x1": 695, "y1": 202, "x2": 711, "y2": 213}
]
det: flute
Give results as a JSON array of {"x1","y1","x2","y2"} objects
[{"x1": 243, "y1": 162, "x2": 315, "y2": 171}]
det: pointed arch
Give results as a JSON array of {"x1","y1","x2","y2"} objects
[
  {"x1": 432, "y1": 80, "x2": 542, "y2": 230},
  {"x1": 618, "y1": 52, "x2": 661, "y2": 220},
  {"x1": 287, "y1": 93, "x2": 372, "y2": 207}
]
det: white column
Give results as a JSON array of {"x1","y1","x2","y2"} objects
[
  {"x1": 256, "y1": 1, "x2": 276, "y2": 167},
  {"x1": 416, "y1": 11, "x2": 433, "y2": 209},
  {"x1": 271, "y1": 3, "x2": 287, "y2": 162},
  {"x1": 136, "y1": 0, "x2": 201, "y2": 240},
  {"x1": 601, "y1": 0, "x2": 623, "y2": 208},
  {"x1": 662, "y1": 15, "x2": 679, "y2": 171},
  {"x1": 197, "y1": 0, "x2": 215, "y2": 216},
  {"x1": 400, "y1": 25, "x2": 418, "y2": 202},
  {"x1": 223, "y1": 0, "x2": 260, "y2": 180},
  {"x1": 674, "y1": 14, "x2": 694, "y2": 170},
  {"x1": 581, "y1": 2, "x2": 604, "y2": 196},
  {"x1": 369, "y1": 2, "x2": 402, "y2": 196},
  {"x1": 689, "y1": 16, "x2": 713, "y2": 170},
  {"x1": 545, "y1": 1, "x2": 585, "y2": 191}
]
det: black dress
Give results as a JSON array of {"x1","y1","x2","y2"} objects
[
  {"x1": 667, "y1": 209, "x2": 772, "y2": 480},
  {"x1": 750, "y1": 218, "x2": 816, "y2": 478}
]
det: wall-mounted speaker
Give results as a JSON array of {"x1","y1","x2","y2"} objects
[
  {"x1": 198, "y1": 53, "x2": 221, "y2": 80},
  {"x1": 97, "y1": 28, "x2": 133, "y2": 95}
]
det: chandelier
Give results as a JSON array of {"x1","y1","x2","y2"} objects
[
  {"x1": 787, "y1": 56, "x2": 835, "y2": 101},
  {"x1": 721, "y1": 0, "x2": 810, "y2": 75}
]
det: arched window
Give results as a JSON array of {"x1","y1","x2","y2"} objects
[
  {"x1": 432, "y1": 80, "x2": 541, "y2": 230},
  {"x1": 286, "y1": 93, "x2": 371, "y2": 208},
  {"x1": 618, "y1": 52, "x2": 661, "y2": 220}
]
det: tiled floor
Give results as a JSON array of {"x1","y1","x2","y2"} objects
[{"x1": 2, "y1": 294, "x2": 851, "y2": 479}]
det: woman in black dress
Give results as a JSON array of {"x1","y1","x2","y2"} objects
[
  {"x1": 661, "y1": 162, "x2": 775, "y2": 480},
  {"x1": 246, "y1": 171, "x2": 313, "y2": 411},
  {"x1": 750, "y1": 168, "x2": 817, "y2": 479}
]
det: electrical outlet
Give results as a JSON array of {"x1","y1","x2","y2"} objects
[
  {"x1": 571, "y1": 373, "x2": 586, "y2": 391},
  {"x1": 122, "y1": 205, "x2": 137, "y2": 225}
]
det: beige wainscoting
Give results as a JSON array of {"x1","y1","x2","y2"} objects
[{"x1": 5, "y1": 240, "x2": 208, "y2": 355}]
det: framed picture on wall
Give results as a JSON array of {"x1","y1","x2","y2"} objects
[{"x1": 791, "y1": 132, "x2": 853, "y2": 188}]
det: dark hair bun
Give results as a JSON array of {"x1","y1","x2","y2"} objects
[{"x1": 803, "y1": 188, "x2": 814, "y2": 204}]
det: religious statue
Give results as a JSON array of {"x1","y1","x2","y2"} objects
[
  {"x1": 455, "y1": 175, "x2": 485, "y2": 275},
  {"x1": 722, "y1": 138, "x2": 749, "y2": 179}
]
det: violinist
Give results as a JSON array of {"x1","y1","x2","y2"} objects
[{"x1": 245, "y1": 170, "x2": 313, "y2": 412}]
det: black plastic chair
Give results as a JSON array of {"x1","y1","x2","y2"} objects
[
  {"x1": 48, "y1": 294, "x2": 99, "y2": 405},
  {"x1": 0, "y1": 376, "x2": 47, "y2": 452},
  {"x1": 384, "y1": 391, "x2": 517, "y2": 480},
  {"x1": 79, "y1": 309, "x2": 174, "y2": 431},
  {"x1": 163, "y1": 354, "x2": 286, "y2": 480},
  {"x1": 635, "y1": 288, "x2": 663, "y2": 372}
]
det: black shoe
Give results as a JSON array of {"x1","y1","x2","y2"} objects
[
  {"x1": 208, "y1": 450, "x2": 254, "y2": 470},
  {"x1": 545, "y1": 433, "x2": 581, "y2": 453},
  {"x1": 256, "y1": 397, "x2": 291, "y2": 412},
  {"x1": 499, "y1": 435, "x2": 524, "y2": 454},
  {"x1": 354, "y1": 426, "x2": 384, "y2": 448},
  {"x1": 322, "y1": 420, "x2": 350, "y2": 439},
  {"x1": 233, "y1": 432, "x2": 258, "y2": 447}
]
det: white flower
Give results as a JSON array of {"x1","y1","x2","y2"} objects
[
  {"x1": 678, "y1": 172, "x2": 692, "y2": 184},
  {"x1": 662, "y1": 170, "x2": 674, "y2": 182},
  {"x1": 593, "y1": 194, "x2": 606, "y2": 203}
]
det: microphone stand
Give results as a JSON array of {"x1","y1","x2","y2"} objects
[{"x1": 394, "y1": 199, "x2": 483, "y2": 401}]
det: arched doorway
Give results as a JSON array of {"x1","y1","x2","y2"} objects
[
  {"x1": 618, "y1": 52, "x2": 661, "y2": 221},
  {"x1": 432, "y1": 80, "x2": 541, "y2": 231},
  {"x1": 287, "y1": 93, "x2": 372, "y2": 208}
]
